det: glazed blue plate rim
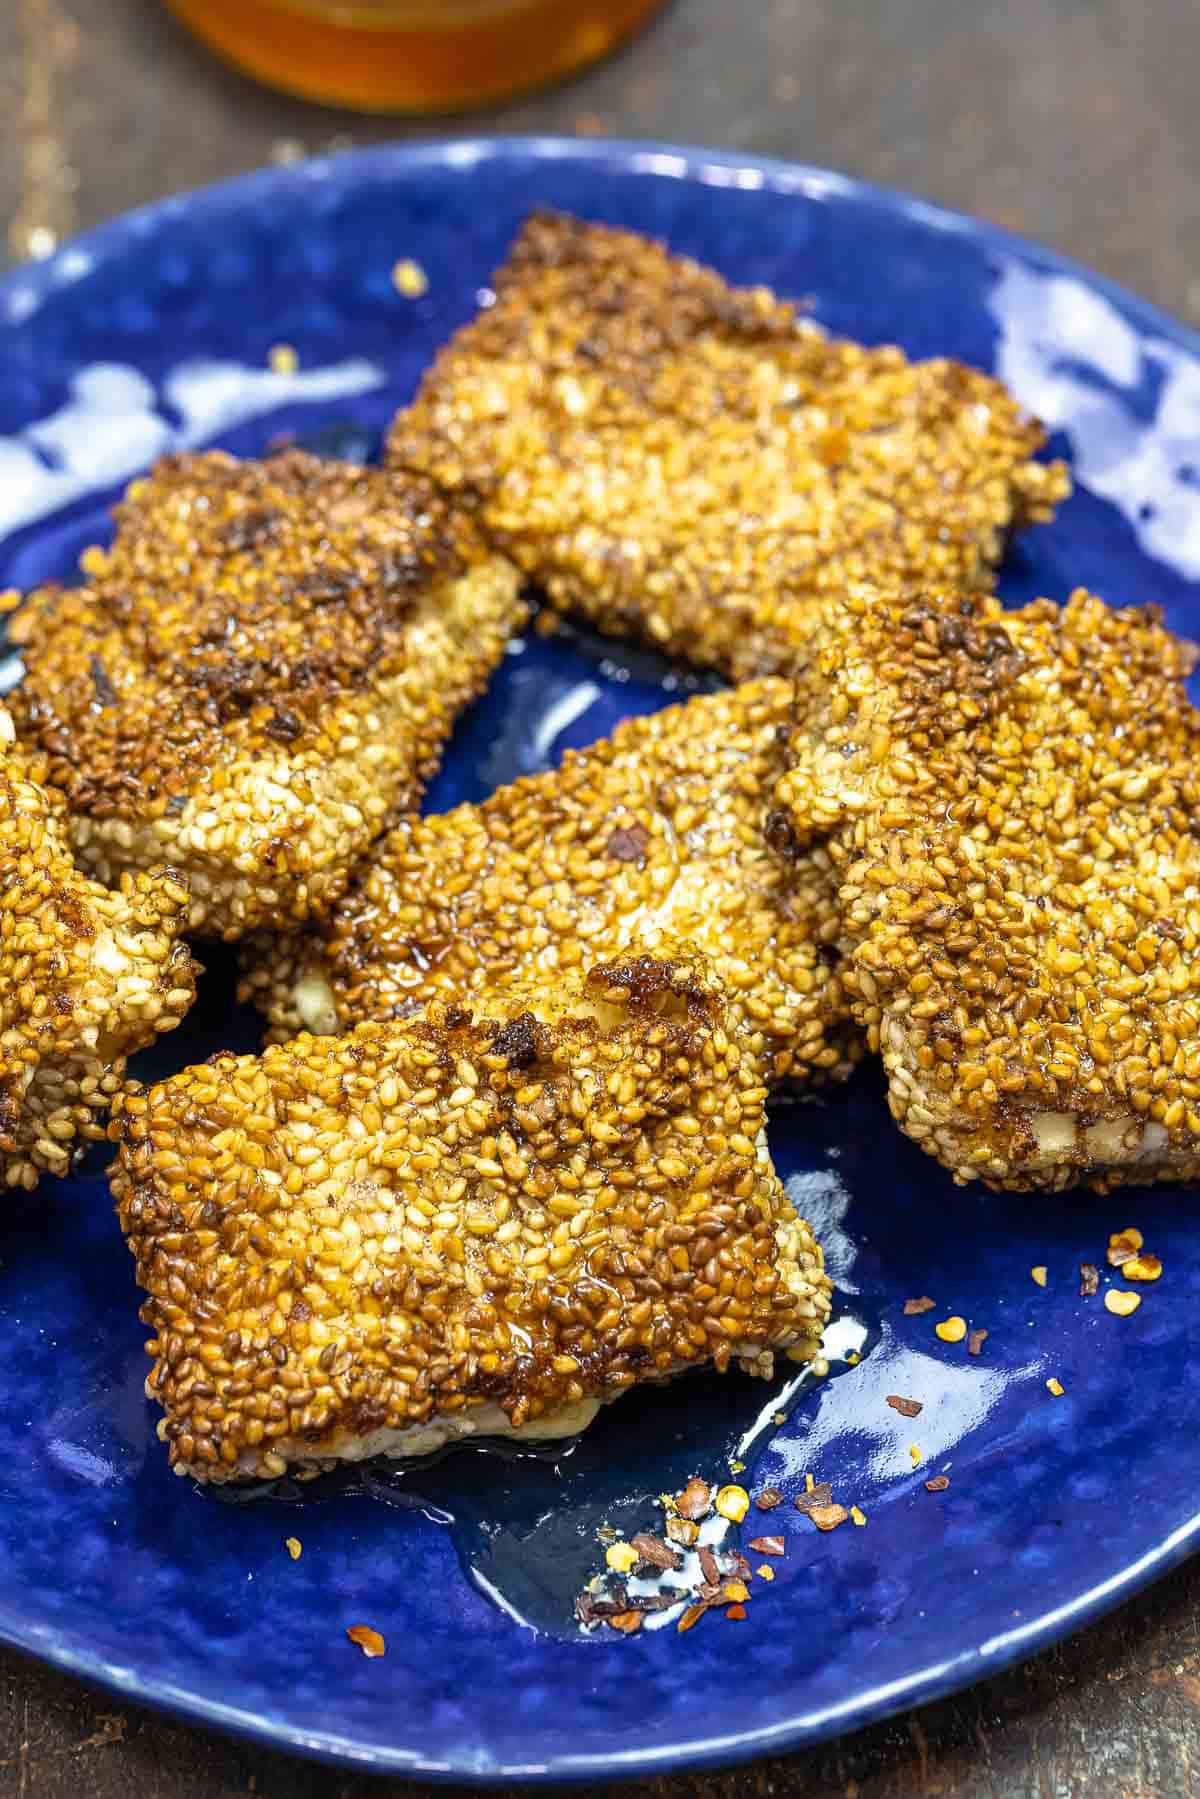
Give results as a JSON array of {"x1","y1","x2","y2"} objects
[
  {"x1": 5, "y1": 133, "x2": 1200, "y2": 368},
  {"x1": 0, "y1": 136, "x2": 1198, "y2": 1784}
]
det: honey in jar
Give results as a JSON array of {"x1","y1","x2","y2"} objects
[{"x1": 165, "y1": 0, "x2": 670, "y2": 113}]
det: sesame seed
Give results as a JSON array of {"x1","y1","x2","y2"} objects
[
  {"x1": 389, "y1": 211, "x2": 1066, "y2": 683},
  {"x1": 8, "y1": 452, "x2": 526, "y2": 940},
  {"x1": 392, "y1": 258, "x2": 429, "y2": 298},
  {"x1": 111, "y1": 956, "x2": 832, "y2": 1484}
]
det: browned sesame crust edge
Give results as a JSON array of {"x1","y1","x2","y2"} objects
[
  {"x1": 388, "y1": 210, "x2": 1070, "y2": 681},
  {"x1": 111, "y1": 954, "x2": 831, "y2": 1483},
  {"x1": 0, "y1": 712, "x2": 197, "y2": 1189},
  {"x1": 777, "y1": 582, "x2": 1200, "y2": 1192}
]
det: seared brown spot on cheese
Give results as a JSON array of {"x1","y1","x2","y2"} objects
[
  {"x1": 8, "y1": 450, "x2": 525, "y2": 939},
  {"x1": 240, "y1": 680, "x2": 859, "y2": 1088}
]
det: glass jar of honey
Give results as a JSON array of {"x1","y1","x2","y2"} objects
[{"x1": 165, "y1": 0, "x2": 670, "y2": 113}]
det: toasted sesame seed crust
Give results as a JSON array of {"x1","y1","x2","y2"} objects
[
  {"x1": 239, "y1": 680, "x2": 860, "y2": 1087},
  {"x1": 776, "y1": 584, "x2": 1200, "y2": 1191},
  {"x1": 0, "y1": 710, "x2": 196, "y2": 1188},
  {"x1": 111, "y1": 955, "x2": 832, "y2": 1483},
  {"x1": 387, "y1": 211, "x2": 1069, "y2": 681},
  {"x1": 7, "y1": 451, "x2": 526, "y2": 938}
]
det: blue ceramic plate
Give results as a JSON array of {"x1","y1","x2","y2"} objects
[{"x1": 1, "y1": 139, "x2": 1198, "y2": 1785}]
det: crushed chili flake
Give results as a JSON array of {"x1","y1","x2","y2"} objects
[
  {"x1": 284, "y1": 1537, "x2": 302, "y2": 1561},
  {"x1": 846, "y1": 1351, "x2": 861, "y2": 1365},
  {"x1": 757, "y1": 1564, "x2": 776, "y2": 1582},
  {"x1": 850, "y1": 1507, "x2": 867, "y2": 1527},
  {"x1": 575, "y1": 1590, "x2": 626, "y2": 1633},
  {"x1": 908, "y1": 1444, "x2": 922, "y2": 1466},
  {"x1": 794, "y1": 1483, "x2": 834, "y2": 1516},
  {"x1": 886, "y1": 1394, "x2": 923, "y2": 1418},
  {"x1": 1046, "y1": 1377, "x2": 1065, "y2": 1397},
  {"x1": 1079, "y1": 1263, "x2": 1100, "y2": 1297},
  {"x1": 967, "y1": 1328, "x2": 989, "y2": 1356},
  {"x1": 723, "y1": 1580, "x2": 750, "y2": 1604},
  {"x1": 665, "y1": 1516, "x2": 700, "y2": 1547},
  {"x1": 677, "y1": 1603, "x2": 709, "y2": 1634},
  {"x1": 723, "y1": 1550, "x2": 754, "y2": 1582},
  {"x1": 630, "y1": 1532, "x2": 682, "y2": 1572},
  {"x1": 1123, "y1": 1254, "x2": 1162, "y2": 1283},
  {"x1": 725, "y1": 1603, "x2": 747, "y2": 1621},
  {"x1": 675, "y1": 1477, "x2": 712, "y2": 1521},
  {"x1": 698, "y1": 1545, "x2": 721, "y2": 1588},
  {"x1": 607, "y1": 1610, "x2": 643, "y2": 1634},
  {"x1": 804, "y1": 1473, "x2": 815, "y2": 1493},
  {"x1": 904, "y1": 1296, "x2": 936, "y2": 1315},
  {"x1": 754, "y1": 1487, "x2": 784, "y2": 1511},
  {"x1": 808, "y1": 1503, "x2": 850, "y2": 1532},
  {"x1": 346, "y1": 1625, "x2": 385, "y2": 1658},
  {"x1": 925, "y1": 1475, "x2": 950, "y2": 1493},
  {"x1": 632, "y1": 1589, "x2": 689, "y2": 1614},
  {"x1": 747, "y1": 1535, "x2": 785, "y2": 1557}
]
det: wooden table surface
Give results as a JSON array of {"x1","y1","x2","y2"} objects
[{"x1": 3, "y1": 2, "x2": 1200, "y2": 1793}]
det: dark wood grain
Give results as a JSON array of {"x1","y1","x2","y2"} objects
[{"x1": 2, "y1": 3, "x2": 1199, "y2": 1794}]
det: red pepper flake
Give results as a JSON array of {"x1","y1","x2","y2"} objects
[
  {"x1": 698, "y1": 1545, "x2": 722, "y2": 1588},
  {"x1": 630, "y1": 1532, "x2": 682, "y2": 1572},
  {"x1": 925, "y1": 1475, "x2": 950, "y2": 1493},
  {"x1": 1079, "y1": 1263, "x2": 1100, "y2": 1297},
  {"x1": 631, "y1": 1590, "x2": 689, "y2": 1614},
  {"x1": 725, "y1": 1603, "x2": 747, "y2": 1621},
  {"x1": 607, "y1": 1610, "x2": 643, "y2": 1634},
  {"x1": 677, "y1": 1602, "x2": 709, "y2": 1634},
  {"x1": 754, "y1": 1487, "x2": 784, "y2": 1511},
  {"x1": 886, "y1": 1394, "x2": 923, "y2": 1418},
  {"x1": 808, "y1": 1503, "x2": 850, "y2": 1533},
  {"x1": 675, "y1": 1477, "x2": 712, "y2": 1521},
  {"x1": 747, "y1": 1535, "x2": 786, "y2": 1557},
  {"x1": 967, "y1": 1328, "x2": 989, "y2": 1357},
  {"x1": 793, "y1": 1483, "x2": 834, "y2": 1516},
  {"x1": 665, "y1": 1516, "x2": 700, "y2": 1547},
  {"x1": 346, "y1": 1625, "x2": 385, "y2": 1658},
  {"x1": 904, "y1": 1296, "x2": 936, "y2": 1315}
]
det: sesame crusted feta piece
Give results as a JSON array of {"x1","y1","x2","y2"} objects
[
  {"x1": 0, "y1": 711, "x2": 196, "y2": 1188},
  {"x1": 388, "y1": 210, "x2": 1068, "y2": 682},
  {"x1": 776, "y1": 583, "x2": 1200, "y2": 1192},
  {"x1": 240, "y1": 679, "x2": 859, "y2": 1090},
  {"x1": 111, "y1": 953, "x2": 831, "y2": 1483},
  {"x1": 8, "y1": 450, "x2": 525, "y2": 940}
]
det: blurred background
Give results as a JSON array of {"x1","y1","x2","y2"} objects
[
  {"x1": 2, "y1": 4, "x2": 1200, "y2": 1797},
  {"x1": 2, "y1": 0, "x2": 1199, "y2": 319}
]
